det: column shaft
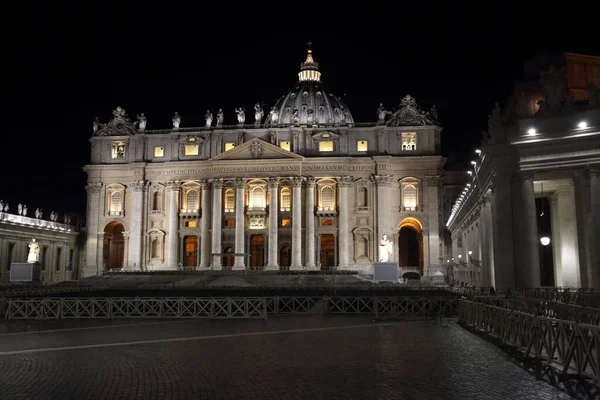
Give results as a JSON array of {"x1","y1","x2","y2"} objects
[
  {"x1": 233, "y1": 179, "x2": 246, "y2": 269},
  {"x1": 127, "y1": 180, "x2": 147, "y2": 270},
  {"x1": 337, "y1": 176, "x2": 353, "y2": 268},
  {"x1": 512, "y1": 172, "x2": 540, "y2": 288},
  {"x1": 83, "y1": 183, "x2": 103, "y2": 277},
  {"x1": 167, "y1": 180, "x2": 181, "y2": 270},
  {"x1": 211, "y1": 179, "x2": 223, "y2": 270},
  {"x1": 199, "y1": 180, "x2": 211, "y2": 269},
  {"x1": 479, "y1": 196, "x2": 495, "y2": 288},
  {"x1": 267, "y1": 178, "x2": 279, "y2": 270},
  {"x1": 290, "y1": 177, "x2": 303, "y2": 269},
  {"x1": 305, "y1": 177, "x2": 316, "y2": 269}
]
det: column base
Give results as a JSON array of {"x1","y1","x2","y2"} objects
[
  {"x1": 81, "y1": 265, "x2": 101, "y2": 278},
  {"x1": 289, "y1": 265, "x2": 304, "y2": 271},
  {"x1": 232, "y1": 265, "x2": 245, "y2": 271},
  {"x1": 265, "y1": 264, "x2": 279, "y2": 271},
  {"x1": 196, "y1": 266, "x2": 211, "y2": 271}
]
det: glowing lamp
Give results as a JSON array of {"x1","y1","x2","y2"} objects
[
  {"x1": 475, "y1": 149, "x2": 481, "y2": 155},
  {"x1": 540, "y1": 236, "x2": 551, "y2": 246},
  {"x1": 527, "y1": 128, "x2": 536, "y2": 135},
  {"x1": 468, "y1": 250, "x2": 472, "y2": 255},
  {"x1": 578, "y1": 121, "x2": 588, "y2": 129},
  {"x1": 470, "y1": 161, "x2": 477, "y2": 165}
]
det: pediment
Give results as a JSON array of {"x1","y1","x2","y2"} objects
[{"x1": 210, "y1": 138, "x2": 304, "y2": 161}]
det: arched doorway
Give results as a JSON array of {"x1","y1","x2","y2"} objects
[
  {"x1": 398, "y1": 217, "x2": 423, "y2": 272},
  {"x1": 103, "y1": 222, "x2": 125, "y2": 270},
  {"x1": 279, "y1": 246, "x2": 291, "y2": 269}
]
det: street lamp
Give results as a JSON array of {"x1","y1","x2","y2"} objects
[{"x1": 540, "y1": 236, "x2": 551, "y2": 246}]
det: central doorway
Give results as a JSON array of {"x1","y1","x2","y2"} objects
[
  {"x1": 250, "y1": 235, "x2": 265, "y2": 270},
  {"x1": 103, "y1": 222, "x2": 125, "y2": 270},
  {"x1": 279, "y1": 245, "x2": 291, "y2": 269},
  {"x1": 398, "y1": 217, "x2": 423, "y2": 274},
  {"x1": 184, "y1": 236, "x2": 198, "y2": 268},
  {"x1": 320, "y1": 234, "x2": 335, "y2": 270},
  {"x1": 223, "y1": 246, "x2": 234, "y2": 269}
]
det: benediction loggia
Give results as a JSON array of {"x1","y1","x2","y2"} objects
[{"x1": 82, "y1": 46, "x2": 445, "y2": 278}]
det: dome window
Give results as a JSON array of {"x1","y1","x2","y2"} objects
[
  {"x1": 303, "y1": 91, "x2": 309, "y2": 97},
  {"x1": 290, "y1": 93, "x2": 296, "y2": 98},
  {"x1": 316, "y1": 91, "x2": 322, "y2": 96}
]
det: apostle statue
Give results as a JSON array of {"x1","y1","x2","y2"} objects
[
  {"x1": 378, "y1": 234, "x2": 393, "y2": 262},
  {"x1": 27, "y1": 238, "x2": 40, "y2": 263},
  {"x1": 18, "y1": 203, "x2": 23, "y2": 215},
  {"x1": 93, "y1": 117, "x2": 100, "y2": 133},
  {"x1": 269, "y1": 106, "x2": 279, "y2": 125},
  {"x1": 235, "y1": 107, "x2": 246, "y2": 125},
  {"x1": 23, "y1": 205, "x2": 28, "y2": 216},
  {"x1": 136, "y1": 113, "x2": 147, "y2": 131},
  {"x1": 377, "y1": 103, "x2": 387, "y2": 124},
  {"x1": 3, "y1": 202, "x2": 8, "y2": 212},
  {"x1": 35, "y1": 208, "x2": 42, "y2": 219},
  {"x1": 172, "y1": 112, "x2": 181, "y2": 130},
  {"x1": 0, "y1": 200, "x2": 4, "y2": 213},
  {"x1": 216, "y1": 109, "x2": 224, "y2": 127},
  {"x1": 254, "y1": 103, "x2": 264, "y2": 126},
  {"x1": 64, "y1": 214, "x2": 71, "y2": 225},
  {"x1": 205, "y1": 110, "x2": 213, "y2": 127}
]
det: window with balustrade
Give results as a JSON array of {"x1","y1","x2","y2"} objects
[
  {"x1": 224, "y1": 189, "x2": 235, "y2": 212},
  {"x1": 280, "y1": 187, "x2": 291, "y2": 211},
  {"x1": 185, "y1": 189, "x2": 199, "y2": 211}
]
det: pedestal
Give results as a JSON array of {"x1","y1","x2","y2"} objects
[{"x1": 373, "y1": 262, "x2": 398, "y2": 283}]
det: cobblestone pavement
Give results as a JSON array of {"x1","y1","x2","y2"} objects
[{"x1": 0, "y1": 316, "x2": 574, "y2": 399}]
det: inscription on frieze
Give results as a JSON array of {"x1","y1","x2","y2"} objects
[{"x1": 145, "y1": 164, "x2": 374, "y2": 176}]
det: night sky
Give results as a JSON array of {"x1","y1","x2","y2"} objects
[{"x1": 5, "y1": 2, "x2": 598, "y2": 218}]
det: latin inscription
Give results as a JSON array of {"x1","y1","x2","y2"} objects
[{"x1": 145, "y1": 164, "x2": 375, "y2": 176}]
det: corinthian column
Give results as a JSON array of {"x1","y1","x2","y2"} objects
[
  {"x1": 83, "y1": 182, "x2": 103, "y2": 277},
  {"x1": 305, "y1": 177, "x2": 316, "y2": 270},
  {"x1": 479, "y1": 193, "x2": 495, "y2": 288},
  {"x1": 199, "y1": 180, "x2": 211, "y2": 269},
  {"x1": 266, "y1": 177, "x2": 279, "y2": 270},
  {"x1": 210, "y1": 178, "x2": 223, "y2": 270},
  {"x1": 371, "y1": 174, "x2": 393, "y2": 262},
  {"x1": 512, "y1": 171, "x2": 540, "y2": 288},
  {"x1": 337, "y1": 176, "x2": 353, "y2": 268},
  {"x1": 166, "y1": 180, "x2": 181, "y2": 270},
  {"x1": 233, "y1": 178, "x2": 246, "y2": 270},
  {"x1": 290, "y1": 176, "x2": 303, "y2": 270},
  {"x1": 127, "y1": 180, "x2": 148, "y2": 270}
]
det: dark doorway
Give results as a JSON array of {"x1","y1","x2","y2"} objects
[
  {"x1": 398, "y1": 227, "x2": 422, "y2": 268},
  {"x1": 280, "y1": 246, "x2": 291, "y2": 269},
  {"x1": 223, "y1": 246, "x2": 234, "y2": 269},
  {"x1": 320, "y1": 234, "x2": 335, "y2": 270},
  {"x1": 250, "y1": 235, "x2": 265, "y2": 270},
  {"x1": 536, "y1": 197, "x2": 555, "y2": 287},
  {"x1": 103, "y1": 222, "x2": 125, "y2": 270},
  {"x1": 184, "y1": 236, "x2": 198, "y2": 268}
]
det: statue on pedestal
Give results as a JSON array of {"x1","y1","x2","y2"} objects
[
  {"x1": 172, "y1": 112, "x2": 181, "y2": 130},
  {"x1": 64, "y1": 214, "x2": 71, "y2": 225},
  {"x1": 136, "y1": 113, "x2": 147, "y2": 131},
  {"x1": 27, "y1": 238, "x2": 40, "y2": 263},
  {"x1": 216, "y1": 109, "x2": 224, "y2": 127},
  {"x1": 378, "y1": 234, "x2": 393, "y2": 262},
  {"x1": 93, "y1": 117, "x2": 100, "y2": 133},
  {"x1": 18, "y1": 203, "x2": 23, "y2": 215},
  {"x1": 254, "y1": 103, "x2": 264, "y2": 126},
  {"x1": 35, "y1": 208, "x2": 42, "y2": 219},
  {"x1": 269, "y1": 106, "x2": 279, "y2": 125},
  {"x1": 204, "y1": 110, "x2": 213, "y2": 127},
  {"x1": 235, "y1": 107, "x2": 246, "y2": 125}
]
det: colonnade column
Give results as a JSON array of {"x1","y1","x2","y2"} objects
[
  {"x1": 512, "y1": 171, "x2": 540, "y2": 288},
  {"x1": 479, "y1": 193, "x2": 495, "y2": 288},
  {"x1": 233, "y1": 178, "x2": 246, "y2": 270},
  {"x1": 553, "y1": 180, "x2": 581, "y2": 287},
  {"x1": 166, "y1": 180, "x2": 181, "y2": 270},
  {"x1": 210, "y1": 178, "x2": 223, "y2": 270},
  {"x1": 337, "y1": 176, "x2": 353, "y2": 269},
  {"x1": 199, "y1": 180, "x2": 211, "y2": 269},
  {"x1": 590, "y1": 168, "x2": 600, "y2": 287},
  {"x1": 305, "y1": 177, "x2": 316, "y2": 270},
  {"x1": 426, "y1": 175, "x2": 442, "y2": 276},
  {"x1": 290, "y1": 176, "x2": 303, "y2": 270},
  {"x1": 266, "y1": 177, "x2": 279, "y2": 270},
  {"x1": 83, "y1": 182, "x2": 103, "y2": 277},
  {"x1": 371, "y1": 175, "x2": 392, "y2": 262},
  {"x1": 127, "y1": 180, "x2": 148, "y2": 271},
  {"x1": 490, "y1": 174, "x2": 516, "y2": 292}
]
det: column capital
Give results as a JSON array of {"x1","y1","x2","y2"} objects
[
  {"x1": 165, "y1": 180, "x2": 182, "y2": 191},
  {"x1": 234, "y1": 178, "x2": 246, "y2": 189},
  {"x1": 370, "y1": 174, "x2": 393, "y2": 187},
  {"x1": 268, "y1": 177, "x2": 279, "y2": 188},
  {"x1": 85, "y1": 182, "x2": 103, "y2": 193},
  {"x1": 337, "y1": 175, "x2": 354, "y2": 187},
  {"x1": 129, "y1": 180, "x2": 149, "y2": 192},
  {"x1": 209, "y1": 178, "x2": 223, "y2": 189},
  {"x1": 199, "y1": 179, "x2": 211, "y2": 189},
  {"x1": 304, "y1": 176, "x2": 316, "y2": 188},
  {"x1": 291, "y1": 176, "x2": 303, "y2": 187},
  {"x1": 424, "y1": 175, "x2": 440, "y2": 185},
  {"x1": 589, "y1": 166, "x2": 600, "y2": 178}
]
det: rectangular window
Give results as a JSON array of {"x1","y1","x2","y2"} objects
[
  {"x1": 154, "y1": 146, "x2": 165, "y2": 157},
  {"x1": 281, "y1": 219, "x2": 291, "y2": 227},
  {"x1": 111, "y1": 141, "x2": 126, "y2": 159},
  {"x1": 225, "y1": 219, "x2": 235, "y2": 228},
  {"x1": 357, "y1": 140, "x2": 368, "y2": 152},
  {"x1": 401, "y1": 132, "x2": 417, "y2": 151},
  {"x1": 224, "y1": 142, "x2": 236, "y2": 152},
  {"x1": 321, "y1": 218, "x2": 333, "y2": 226},
  {"x1": 280, "y1": 141, "x2": 291, "y2": 151},
  {"x1": 319, "y1": 141, "x2": 333, "y2": 152},
  {"x1": 56, "y1": 247, "x2": 62, "y2": 271},
  {"x1": 184, "y1": 145, "x2": 199, "y2": 156},
  {"x1": 185, "y1": 220, "x2": 197, "y2": 228}
]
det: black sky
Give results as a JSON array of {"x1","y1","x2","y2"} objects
[{"x1": 5, "y1": 2, "x2": 598, "y2": 217}]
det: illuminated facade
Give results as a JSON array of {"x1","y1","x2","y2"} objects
[
  {"x1": 446, "y1": 53, "x2": 600, "y2": 291},
  {"x1": 82, "y1": 47, "x2": 445, "y2": 278}
]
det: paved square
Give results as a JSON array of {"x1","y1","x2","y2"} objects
[{"x1": 0, "y1": 316, "x2": 573, "y2": 399}]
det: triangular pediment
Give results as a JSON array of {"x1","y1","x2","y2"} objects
[{"x1": 210, "y1": 138, "x2": 304, "y2": 161}]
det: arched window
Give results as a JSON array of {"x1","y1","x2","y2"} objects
[
  {"x1": 280, "y1": 187, "x2": 291, "y2": 210},
  {"x1": 225, "y1": 189, "x2": 235, "y2": 212},
  {"x1": 403, "y1": 184, "x2": 417, "y2": 210},
  {"x1": 321, "y1": 186, "x2": 333, "y2": 210},
  {"x1": 357, "y1": 187, "x2": 368, "y2": 208},
  {"x1": 186, "y1": 189, "x2": 199, "y2": 210},
  {"x1": 151, "y1": 238, "x2": 160, "y2": 258},
  {"x1": 152, "y1": 191, "x2": 162, "y2": 211},
  {"x1": 251, "y1": 187, "x2": 265, "y2": 209},
  {"x1": 110, "y1": 191, "x2": 123, "y2": 215}
]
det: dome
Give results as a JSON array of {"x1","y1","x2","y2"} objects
[{"x1": 265, "y1": 45, "x2": 354, "y2": 127}]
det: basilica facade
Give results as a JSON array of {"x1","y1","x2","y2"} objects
[{"x1": 82, "y1": 48, "x2": 445, "y2": 278}]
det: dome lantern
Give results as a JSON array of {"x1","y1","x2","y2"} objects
[{"x1": 298, "y1": 41, "x2": 321, "y2": 82}]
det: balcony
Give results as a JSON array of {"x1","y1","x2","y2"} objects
[
  {"x1": 246, "y1": 206, "x2": 267, "y2": 216},
  {"x1": 179, "y1": 209, "x2": 200, "y2": 218},
  {"x1": 316, "y1": 206, "x2": 337, "y2": 217}
]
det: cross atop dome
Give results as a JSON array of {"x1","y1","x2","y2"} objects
[{"x1": 298, "y1": 41, "x2": 321, "y2": 82}]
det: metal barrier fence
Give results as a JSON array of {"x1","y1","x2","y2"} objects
[
  {"x1": 508, "y1": 288, "x2": 600, "y2": 308},
  {"x1": 473, "y1": 297, "x2": 600, "y2": 326},
  {"x1": 459, "y1": 299, "x2": 600, "y2": 383},
  {"x1": 4, "y1": 296, "x2": 459, "y2": 320}
]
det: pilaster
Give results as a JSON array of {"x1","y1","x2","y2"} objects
[
  {"x1": 371, "y1": 174, "x2": 393, "y2": 262},
  {"x1": 199, "y1": 180, "x2": 211, "y2": 269},
  {"x1": 165, "y1": 180, "x2": 181, "y2": 270},
  {"x1": 83, "y1": 182, "x2": 103, "y2": 277},
  {"x1": 127, "y1": 180, "x2": 148, "y2": 270},
  {"x1": 337, "y1": 176, "x2": 353, "y2": 268}
]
